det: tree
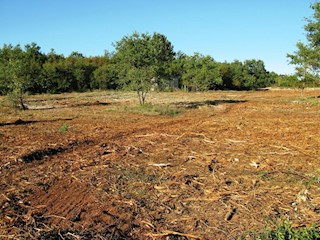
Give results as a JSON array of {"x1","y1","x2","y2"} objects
[
  {"x1": 127, "y1": 66, "x2": 155, "y2": 105},
  {"x1": 0, "y1": 44, "x2": 27, "y2": 109},
  {"x1": 229, "y1": 60, "x2": 244, "y2": 89},
  {"x1": 288, "y1": 2, "x2": 320, "y2": 87},
  {"x1": 92, "y1": 63, "x2": 119, "y2": 90},
  {"x1": 242, "y1": 59, "x2": 271, "y2": 89},
  {"x1": 113, "y1": 32, "x2": 175, "y2": 104},
  {"x1": 219, "y1": 62, "x2": 234, "y2": 89},
  {"x1": 181, "y1": 53, "x2": 221, "y2": 91},
  {"x1": 0, "y1": 43, "x2": 45, "y2": 109}
]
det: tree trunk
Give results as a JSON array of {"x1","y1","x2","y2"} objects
[
  {"x1": 19, "y1": 89, "x2": 27, "y2": 110},
  {"x1": 137, "y1": 89, "x2": 148, "y2": 105}
]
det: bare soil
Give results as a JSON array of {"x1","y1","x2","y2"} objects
[{"x1": 1, "y1": 89, "x2": 320, "y2": 239}]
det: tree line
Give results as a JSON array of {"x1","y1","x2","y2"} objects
[{"x1": 0, "y1": 29, "x2": 310, "y2": 106}]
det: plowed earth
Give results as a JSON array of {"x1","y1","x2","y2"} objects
[{"x1": 1, "y1": 89, "x2": 320, "y2": 239}]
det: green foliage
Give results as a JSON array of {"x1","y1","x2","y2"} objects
[
  {"x1": 92, "y1": 63, "x2": 119, "y2": 90},
  {"x1": 243, "y1": 59, "x2": 273, "y2": 88},
  {"x1": 253, "y1": 221, "x2": 320, "y2": 240},
  {"x1": 129, "y1": 103, "x2": 182, "y2": 116},
  {"x1": 241, "y1": 219, "x2": 320, "y2": 240},
  {"x1": 181, "y1": 53, "x2": 222, "y2": 91},
  {"x1": 288, "y1": 2, "x2": 320, "y2": 86},
  {"x1": 0, "y1": 32, "x2": 280, "y2": 99},
  {"x1": 274, "y1": 75, "x2": 299, "y2": 88},
  {"x1": 219, "y1": 62, "x2": 234, "y2": 89},
  {"x1": 59, "y1": 123, "x2": 69, "y2": 133},
  {"x1": 0, "y1": 43, "x2": 45, "y2": 109},
  {"x1": 109, "y1": 103, "x2": 182, "y2": 116},
  {"x1": 113, "y1": 32, "x2": 175, "y2": 104}
]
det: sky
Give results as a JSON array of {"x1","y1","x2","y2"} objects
[{"x1": 0, "y1": 0, "x2": 315, "y2": 74}]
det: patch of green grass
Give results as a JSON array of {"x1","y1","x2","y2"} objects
[
  {"x1": 257, "y1": 171, "x2": 271, "y2": 181},
  {"x1": 108, "y1": 103, "x2": 183, "y2": 116},
  {"x1": 132, "y1": 103, "x2": 182, "y2": 116},
  {"x1": 292, "y1": 97, "x2": 319, "y2": 106},
  {"x1": 59, "y1": 123, "x2": 69, "y2": 133},
  {"x1": 242, "y1": 221, "x2": 320, "y2": 240},
  {"x1": 307, "y1": 173, "x2": 320, "y2": 185}
]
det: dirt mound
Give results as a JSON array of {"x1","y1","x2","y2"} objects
[
  {"x1": 27, "y1": 178, "x2": 138, "y2": 237},
  {"x1": 1, "y1": 177, "x2": 140, "y2": 239}
]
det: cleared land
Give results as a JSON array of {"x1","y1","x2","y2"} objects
[{"x1": 1, "y1": 89, "x2": 320, "y2": 239}]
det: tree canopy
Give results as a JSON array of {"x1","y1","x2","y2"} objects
[{"x1": 113, "y1": 32, "x2": 175, "y2": 104}]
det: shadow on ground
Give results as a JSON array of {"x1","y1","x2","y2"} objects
[
  {"x1": 0, "y1": 118, "x2": 73, "y2": 127},
  {"x1": 175, "y1": 99, "x2": 246, "y2": 109}
]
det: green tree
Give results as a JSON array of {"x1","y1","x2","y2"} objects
[
  {"x1": 288, "y1": 2, "x2": 320, "y2": 87},
  {"x1": 0, "y1": 43, "x2": 45, "y2": 109},
  {"x1": 65, "y1": 51, "x2": 95, "y2": 92},
  {"x1": 41, "y1": 50, "x2": 74, "y2": 93},
  {"x1": 92, "y1": 63, "x2": 119, "y2": 90},
  {"x1": 127, "y1": 66, "x2": 155, "y2": 105},
  {"x1": 229, "y1": 60, "x2": 244, "y2": 89},
  {"x1": 275, "y1": 74, "x2": 299, "y2": 88},
  {"x1": 181, "y1": 53, "x2": 221, "y2": 91},
  {"x1": 42, "y1": 50, "x2": 98, "y2": 93},
  {"x1": 23, "y1": 43, "x2": 47, "y2": 94},
  {"x1": 113, "y1": 32, "x2": 175, "y2": 104},
  {"x1": 243, "y1": 59, "x2": 271, "y2": 89},
  {"x1": 219, "y1": 62, "x2": 234, "y2": 89}
]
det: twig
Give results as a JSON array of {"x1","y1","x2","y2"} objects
[
  {"x1": 270, "y1": 145, "x2": 291, "y2": 151},
  {"x1": 200, "y1": 220, "x2": 235, "y2": 240},
  {"x1": 184, "y1": 196, "x2": 220, "y2": 202},
  {"x1": 226, "y1": 139, "x2": 246, "y2": 143},
  {"x1": 262, "y1": 151, "x2": 294, "y2": 156},
  {"x1": 145, "y1": 230, "x2": 201, "y2": 239},
  {"x1": 1, "y1": 193, "x2": 11, "y2": 201},
  {"x1": 203, "y1": 139, "x2": 215, "y2": 143},
  {"x1": 66, "y1": 232, "x2": 81, "y2": 239},
  {"x1": 135, "y1": 133, "x2": 178, "y2": 138},
  {"x1": 280, "y1": 170, "x2": 309, "y2": 180},
  {"x1": 58, "y1": 230, "x2": 65, "y2": 240},
  {"x1": 148, "y1": 163, "x2": 172, "y2": 167},
  {"x1": 135, "y1": 133, "x2": 157, "y2": 138},
  {"x1": 43, "y1": 214, "x2": 67, "y2": 220},
  {"x1": 0, "y1": 235, "x2": 14, "y2": 239}
]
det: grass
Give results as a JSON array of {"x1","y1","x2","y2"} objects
[
  {"x1": 292, "y1": 96, "x2": 320, "y2": 106},
  {"x1": 59, "y1": 123, "x2": 69, "y2": 133},
  {"x1": 257, "y1": 222, "x2": 320, "y2": 240},
  {"x1": 108, "y1": 103, "x2": 183, "y2": 116},
  {"x1": 242, "y1": 221, "x2": 320, "y2": 240}
]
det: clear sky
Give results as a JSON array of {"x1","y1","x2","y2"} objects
[{"x1": 0, "y1": 0, "x2": 315, "y2": 74}]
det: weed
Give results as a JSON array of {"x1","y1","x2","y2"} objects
[
  {"x1": 302, "y1": 173, "x2": 320, "y2": 188},
  {"x1": 307, "y1": 174, "x2": 320, "y2": 185},
  {"x1": 258, "y1": 171, "x2": 271, "y2": 181},
  {"x1": 59, "y1": 123, "x2": 69, "y2": 133}
]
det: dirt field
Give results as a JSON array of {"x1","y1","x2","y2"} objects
[{"x1": 1, "y1": 89, "x2": 320, "y2": 239}]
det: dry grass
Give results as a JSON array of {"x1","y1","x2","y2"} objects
[{"x1": 1, "y1": 89, "x2": 320, "y2": 239}]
